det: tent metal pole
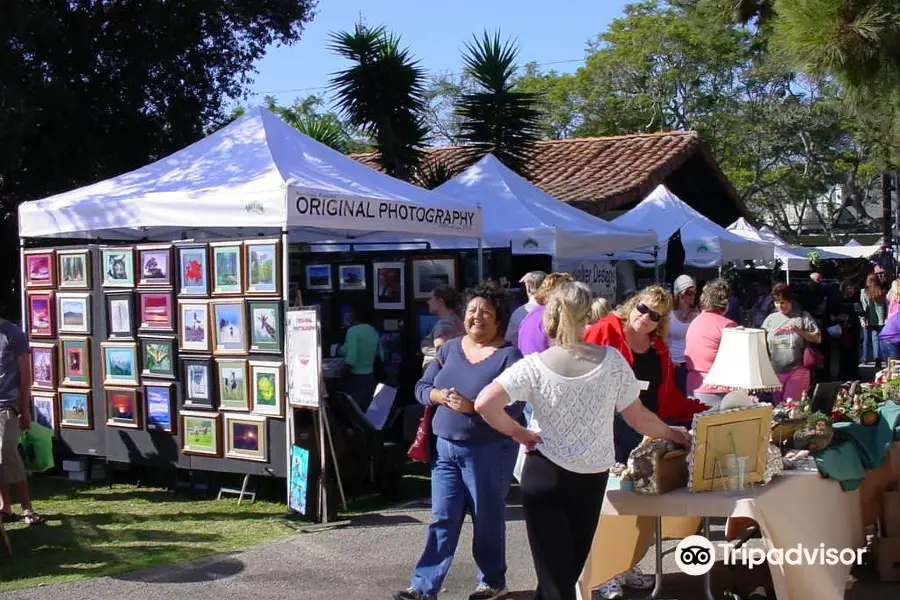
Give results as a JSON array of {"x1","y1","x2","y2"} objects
[
  {"x1": 18, "y1": 237, "x2": 26, "y2": 327},
  {"x1": 282, "y1": 229, "x2": 295, "y2": 515},
  {"x1": 477, "y1": 237, "x2": 484, "y2": 282},
  {"x1": 653, "y1": 245, "x2": 660, "y2": 284}
]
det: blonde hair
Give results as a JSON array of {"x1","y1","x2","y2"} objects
[
  {"x1": 613, "y1": 285, "x2": 673, "y2": 341},
  {"x1": 589, "y1": 297, "x2": 612, "y2": 324},
  {"x1": 534, "y1": 272, "x2": 575, "y2": 305},
  {"x1": 700, "y1": 278, "x2": 730, "y2": 312},
  {"x1": 890, "y1": 280, "x2": 900, "y2": 302},
  {"x1": 543, "y1": 281, "x2": 593, "y2": 348}
]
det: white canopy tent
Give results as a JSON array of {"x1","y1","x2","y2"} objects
[
  {"x1": 18, "y1": 107, "x2": 483, "y2": 243},
  {"x1": 727, "y1": 218, "x2": 846, "y2": 270},
  {"x1": 612, "y1": 185, "x2": 774, "y2": 268},
  {"x1": 816, "y1": 242, "x2": 883, "y2": 259}
]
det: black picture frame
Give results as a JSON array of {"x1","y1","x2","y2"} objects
[
  {"x1": 139, "y1": 335, "x2": 177, "y2": 381},
  {"x1": 182, "y1": 355, "x2": 216, "y2": 410},
  {"x1": 144, "y1": 381, "x2": 177, "y2": 434},
  {"x1": 105, "y1": 291, "x2": 136, "y2": 341}
]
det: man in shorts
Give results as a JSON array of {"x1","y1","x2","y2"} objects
[{"x1": 0, "y1": 317, "x2": 44, "y2": 526}]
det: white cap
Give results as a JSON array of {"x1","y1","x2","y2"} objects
[{"x1": 673, "y1": 275, "x2": 696, "y2": 296}]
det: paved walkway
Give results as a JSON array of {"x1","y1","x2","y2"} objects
[{"x1": 2, "y1": 496, "x2": 897, "y2": 600}]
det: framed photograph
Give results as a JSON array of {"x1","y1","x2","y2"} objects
[
  {"x1": 105, "y1": 292, "x2": 136, "y2": 340},
  {"x1": 211, "y1": 300, "x2": 247, "y2": 355},
  {"x1": 248, "y1": 300, "x2": 282, "y2": 353},
  {"x1": 59, "y1": 389, "x2": 92, "y2": 429},
  {"x1": 139, "y1": 290, "x2": 174, "y2": 331},
  {"x1": 183, "y1": 356, "x2": 215, "y2": 409},
  {"x1": 105, "y1": 387, "x2": 141, "y2": 428},
  {"x1": 32, "y1": 391, "x2": 58, "y2": 435},
  {"x1": 250, "y1": 360, "x2": 284, "y2": 417},
  {"x1": 413, "y1": 258, "x2": 456, "y2": 300},
  {"x1": 24, "y1": 250, "x2": 56, "y2": 288},
  {"x1": 244, "y1": 239, "x2": 281, "y2": 295},
  {"x1": 27, "y1": 291, "x2": 55, "y2": 338},
  {"x1": 139, "y1": 335, "x2": 176, "y2": 380},
  {"x1": 181, "y1": 411, "x2": 221, "y2": 457},
  {"x1": 178, "y1": 300, "x2": 211, "y2": 352},
  {"x1": 224, "y1": 414, "x2": 267, "y2": 462},
  {"x1": 338, "y1": 264, "x2": 366, "y2": 291},
  {"x1": 57, "y1": 292, "x2": 92, "y2": 334},
  {"x1": 145, "y1": 382, "x2": 176, "y2": 433},
  {"x1": 177, "y1": 245, "x2": 209, "y2": 296},
  {"x1": 305, "y1": 265, "x2": 332, "y2": 291},
  {"x1": 59, "y1": 337, "x2": 91, "y2": 388},
  {"x1": 58, "y1": 249, "x2": 91, "y2": 289},
  {"x1": 211, "y1": 242, "x2": 243, "y2": 295},
  {"x1": 101, "y1": 247, "x2": 135, "y2": 288},
  {"x1": 137, "y1": 244, "x2": 173, "y2": 287},
  {"x1": 101, "y1": 342, "x2": 139, "y2": 386},
  {"x1": 216, "y1": 358, "x2": 249, "y2": 411},
  {"x1": 30, "y1": 342, "x2": 57, "y2": 391},
  {"x1": 373, "y1": 262, "x2": 405, "y2": 310}
]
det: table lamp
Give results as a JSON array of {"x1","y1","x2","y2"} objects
[{"x1": 703, "y1": 327, "x2": 782, "y2": 409}]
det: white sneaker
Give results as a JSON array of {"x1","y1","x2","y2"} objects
[
  {"x1": 597, "y1": 579, "x2": 623, "y2": 599},
  {"x1": 617, "y1": 567, "x2": 655, "y2": 589}
]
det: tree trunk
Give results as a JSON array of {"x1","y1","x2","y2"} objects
[{"x1": 883, "y1": 172, "x2": 894, "y2": 279}]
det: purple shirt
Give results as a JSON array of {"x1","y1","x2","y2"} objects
[
  {"x1": 516, "y1": 305, "x2": 549, "y2": 355},
  {"x1": 880, "y1": 313, "x2": 900, "y2": 344}
]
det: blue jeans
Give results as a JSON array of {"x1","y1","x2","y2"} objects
[
  {"x1": 880, "y1": 339, "x2": 900, "y2": 360},
  {"x1": 411, "y1": 436, "x2": 517, "y2": 596},
  {"x1": 862, "y1": 326, "x2": 884, "y2": 364}
]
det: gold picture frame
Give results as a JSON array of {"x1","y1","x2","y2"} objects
[{"x1": 687, "y1": 403, "x2": 773, "y2": 493}]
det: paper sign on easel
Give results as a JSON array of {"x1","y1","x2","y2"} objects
[{"x1": 286, "y1": 307, "x2": 322, "y2": 409}]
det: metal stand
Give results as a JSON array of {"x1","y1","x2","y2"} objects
[
  {"x1": 218, "y1": 473, "x2": 256, "y2": 504},
  {"x1": 0, "y1": 520, "x2": 10, "y2": 555},
  {"x1": 647, "y1": 516, "x2": 715, "y2": 600},
  {"x1": 321, "y1": 398, "x2": 348, "y2": 512}
]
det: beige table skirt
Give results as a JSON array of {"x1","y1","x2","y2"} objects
[{"x1": 578, "y1": 472, "x2": 865, "y2": 600}]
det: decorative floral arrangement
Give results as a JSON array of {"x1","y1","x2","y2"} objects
[
  {"x1": 882, "y1": 379, "x2": 900, "y2": 404},
  {"x1": 832, "y1": 383, "x2": 883, "y2": 425}
]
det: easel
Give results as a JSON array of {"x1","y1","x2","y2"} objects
[
  {"x1": 218, "y1": 473, "x2": 256, "y2": 504},
  {"x1": 315, "y1": 392, "x2": 348, "y2": 522}
]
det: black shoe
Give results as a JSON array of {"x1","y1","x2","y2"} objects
[
  {"x1": 394, "y1": 588, "x2": 434, "y2": 600},
  {"x1": 468, "y1": 584, "x2": 507, "y2": 600}
]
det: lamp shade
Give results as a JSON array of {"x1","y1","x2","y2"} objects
[{"x1": 703, "y1": 327, "x2": 782, "y2": 392}]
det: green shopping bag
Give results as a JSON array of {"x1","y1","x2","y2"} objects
[{"x1": 18, "y1": 423, "x2": 55, "y2": 473}]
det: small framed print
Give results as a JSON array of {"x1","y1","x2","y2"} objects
[
  {"x1": 57, "y1": 249, "x2": 91, "y2": 289},
  {"x1": 373, "y1": 262, "x2": 405, "y2": 310},
  {"x1": 24, "y1": 250, "x2": 55, "y2": 288},
  {"x1": 177, "y1": 244, "x2": 209, "y2": 296},
  {"x1": 145, "y1": 382, "x2": 176, "y2": 434},
  {"x1": 244, "y1": 238, "x2": 281, "y2": 296},
  {"x1": 248, "y1": 300, "x2": 282, "y2": 353},
  {"x1": 412, "y1": 258, "x2": 456, "y2": 300},
  {"x1": 105, "y1": 386, "x2": 141, "y2": 429},
  {"x1": 57, "y1": 292, "x2": 92, "y2": 334},
  {"x1": 27, "y1": 291, "x2": 55, "y2": 337},
  {"x1": 305, "y1": 265, "x2": 332, "y2": 291},
  {"x1": 101, "y1": 247, "x2": 135, "y2": 288},
  {"x1": 181, "y1": 411, "x2": 221, "y2": 457},
  {"x1": 139, "y1": 290, "x2": 174, "y2": 331},
  {"x1": 101, "y1": 342, "x2": 139, "y2": 386},
  {"x1": 59, "y1": 337, "x2": 91, "y2": 388},
  {"x1": 211, "y1": 300, "x2": 247, "y2": 355},
  {"x1": 178, "y1": 300, "x2": 211, "y2": 353},
  {"x1": 211, "y1": 242, "x2": 243, "y2": 295},
  {"x1": 216, "y1": 358, "x2": 249, "y2": 411},
  {"x1": 139, "y1": 335, "x2": 176, "y2": 380},
  {"x1": 32, "y1": 391, "x2": 58, "y2": 435},
  {"x1": 224, "y1": 414, "x2": 267, "y2": 462},
  {"x1": 59, "y1": 388, "x2": 92, "y2": 429},
  {"x1": 137, "y1": 244, "x2": 173, "y2": 287},
  {"x1": 30, "y1": 342, "x2": 57, "y2": 391},
  {"x1": 105, "y1": 292, "x2": 136, "y2": 340},
  {"x1": 338, "y1": 264, "x2": 366, "y2": 291},
  {"x1": 249, "y1": 360, "x2": 284, "y2": 417},
  {"x1": 183, "y1": 356, "x2": 215, "y2": 410}
]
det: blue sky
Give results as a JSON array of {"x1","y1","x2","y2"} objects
[{"x1": 242, "y1": 0, "x2": 631, "y2": 108}]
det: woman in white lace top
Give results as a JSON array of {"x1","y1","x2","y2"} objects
[{"x1": 475, "y1": 281, "x2": 691, "y2": 600}]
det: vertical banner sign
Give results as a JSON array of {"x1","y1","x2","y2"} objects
[
  {"x1": 558, "y1": 260, "x2": 617, "y2": 302},
  {"x1": 286, "y1": 307, "x2": 322, "y2": 409}
]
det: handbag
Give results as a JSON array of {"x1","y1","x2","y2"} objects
[
  {"x1": 407, "y1": 404, "x2": 435, "y2": 463},
  {"x1": 803, "y1": 346, "x2": 824, "y2": 369}
]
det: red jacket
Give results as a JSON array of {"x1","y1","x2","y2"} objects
[{"x1": 584, "y1": 314, "x2": 708, "y2": 424}]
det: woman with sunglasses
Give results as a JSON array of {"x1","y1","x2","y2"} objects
[
  {"x1": 668, "y1": 275, "x2": 698, "y2": 394},
  {"x1": 583, "y1": 286, "x2": 708, "y2": 598},
  {"x1": 683, "y1": 279, "x2": 738, "y2": 407}
]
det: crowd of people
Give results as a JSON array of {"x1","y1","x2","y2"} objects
[{"x1": 394, "y1": 262, "x2": 894, "y2": 600}]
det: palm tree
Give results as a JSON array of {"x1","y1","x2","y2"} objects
[
  {"x1": 455, "y1": 30, "x2": 541, "y2": 174},
  {"x1": 328, "y1": 23, "x2": 428, "y2": 180}
]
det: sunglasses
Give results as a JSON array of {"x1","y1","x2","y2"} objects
[{"x1": 636, "y1": 302, "x2": 662, "y2": 323}]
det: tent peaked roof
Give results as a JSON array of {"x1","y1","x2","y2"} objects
[
  {"x1": 18, "y1": 107, "x2": 482, "y2": 240},
  {"x1": 434, "y1": 154, "x2": 656, "y2": 257},
  {"x1": 613, "y1": 185, "x2": 773, "y2": 267}
]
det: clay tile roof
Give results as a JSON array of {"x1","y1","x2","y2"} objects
[{"x1": 352, "y1": 131, "x2": 748, "y2": 222}]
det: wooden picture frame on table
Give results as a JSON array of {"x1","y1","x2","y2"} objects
[
  {"x1": 136, "y1": 244, "x2": 174, "y2": 288},
  {"x1": 412, "y1": 257, "x2": 456, "y2": 300},
  {"x1": 224, "y1": 413, "x2": 268, "y2": 462},
  {"x1": 210, "y1": 242, "x2": 243, "y2": 296},
  {"x1": 30, "y1": 342, "x2": 57, "y2": 391},
  {"x1": 244, "y1": 238, "x2": 281, "y2": 296},
  {"x1": 373, "y1": 261, "x2": 405, "y2": 310},
  {"x1": 105, "y1": 387, "x2": 142, "y2": 429},
  {"x1": 27, "y1": 291, "x2": 55, "y2": 338},
  {"x1": 24, "y1": 250, "x2": 56, "y2": 289},
  {"x1": 181, "y1": 411, "x2": 222, "y2": 457},
  {"x1": 100, "y1": 247, "x2": 135, "y2": 288},
  {"x1": 687, "y1": 403, "x2": 773, "y2": 493},
  {"x1": 59, "y1": 388, "x2": 93, "y2": 429},
  {"x1": 177, "y1": 244, "x2": 210, "y2": 297},
  {"x1": 56, "y1": 292, "x2": 92, "y2": 335},
  {"x1": 105, "y1": 291, "x2": 136, "y2": 341},
  {"x1": 59, "y1": 336, "x2": 91, "y2": 388},
  {"x1": 57, "y1": 248, "x2": 91, "y2": 289}
]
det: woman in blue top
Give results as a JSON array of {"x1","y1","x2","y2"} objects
[{"x1": 395, "y1": 282, "x2": 522, "y2": 600}]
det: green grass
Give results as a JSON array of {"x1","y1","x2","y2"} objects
[{"x1": 0, "y1": 477, "x2": 296, "y2": 592}]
